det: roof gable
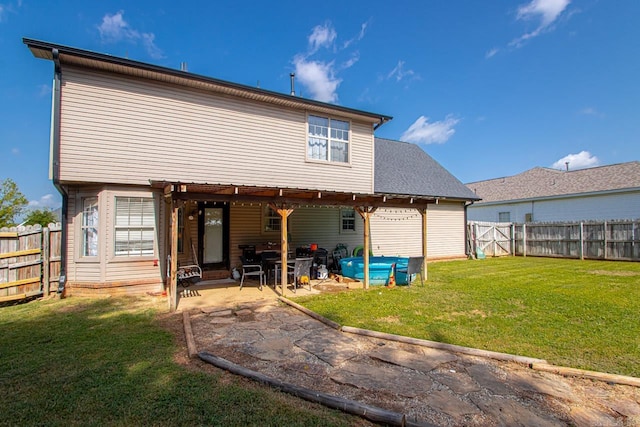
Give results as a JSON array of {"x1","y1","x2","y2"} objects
[
  {"x1": 467, "y1": 162, "x2": 640, "y2": 203},
  {"x1": 374, "y1": 138, "x2": 479, "y2": 201}
]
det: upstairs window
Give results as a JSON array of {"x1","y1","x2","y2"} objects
[
  {"x1": 308, "y1": 115, "x2": 350, "y2": 163},
  {"x1": 114, "y1": 197, "x2": 155, "y2": 257}
]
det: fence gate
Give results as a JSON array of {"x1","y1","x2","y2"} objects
[
  {"x1": 468, "y1": 221, "x2": 512, "y2": 257},
  {"x1": 0, "y1": 224, "x2": 61, "y2": 303}
]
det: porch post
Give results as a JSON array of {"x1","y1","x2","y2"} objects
[
  {"x1": 355, "y1": 207, "x2": 376, "y2": 289},
  {"x1": 420, "y1": 207, "x2": 428, "y2": 282},
  {"x1": 270, "y1": 203, "x2": 293, "y2": 297},
  {"x1": 169, "y1": 199, "x2": 179, "y2": 312}
]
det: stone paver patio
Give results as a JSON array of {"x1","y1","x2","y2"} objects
[{"x1": 186, "y1": 293, "x2": 640, "y2": 427}]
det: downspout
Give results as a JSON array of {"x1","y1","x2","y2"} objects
[{"x1": 51, "y1": 48, "x2": 67, "y2": 294}]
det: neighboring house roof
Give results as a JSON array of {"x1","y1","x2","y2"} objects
[
  {"x1": 23, "y1": 38, "x2": 392, "y2": 127},
  {"x1": 374, "y1": 138, "x2": 480, "y2": 201},
  {"x1": 467, "y1": 161, "x2": 640, "y2": 204}
]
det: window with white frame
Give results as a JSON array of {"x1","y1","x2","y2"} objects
[
  {"x1": 81, "y1": 197, "x2": 99, "y2": 257},
  {"x1": 308, "y1": 115, "x2": 350, "y2": 163},
  {"x1": 498, "y1": 211, "x2": 511, "y2": 222},
  {"x1": 114, "y1": 197, "x2": 155, "y2": 257},
  {"x1": 264, "y1": 205, "x2": 281, "y2": 232},
  {"x1": 340, "y1": 208, "x2": 356, "y2": 232}
]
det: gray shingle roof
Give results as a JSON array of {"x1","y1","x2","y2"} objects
[
  {"x1": 374, "y1": 138, "x2": 480, "y2": 201},
  {"x1": 466, "y1": 161, "x2": 640, "y2": 204}
]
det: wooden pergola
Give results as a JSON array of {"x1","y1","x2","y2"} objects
[{"x1": 152, "y1": 181, "x2": 438, "y2": 311}]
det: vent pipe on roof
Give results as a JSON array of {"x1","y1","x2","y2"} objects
[
  {"x1": 180, "y1": 62, "x2": 188, "y2": 72},
  {"x1": 565, "y1": 161, "x2": 569, "y2": 172},
  {"x1": 290, "y1": 73, "x2": 296, "y2": 96}
]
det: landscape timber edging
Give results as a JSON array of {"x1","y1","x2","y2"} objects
[
  {"x1": 278, "y1": 297, "x2": 342, "y2": 330},
  {"x1": 198, "y1": 351, "x2": 426, "y2": 427},
  {"x1": 341, "y1": 326, "x2": 548, "y2": 367}
]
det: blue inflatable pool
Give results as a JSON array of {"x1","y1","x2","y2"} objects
[{"x1": 340, "y1": 256, "x2": 410, "y2": 285}]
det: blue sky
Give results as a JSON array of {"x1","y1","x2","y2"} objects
[{"x1": 2, "y1": 0, "x2": 639, "y2": 209}]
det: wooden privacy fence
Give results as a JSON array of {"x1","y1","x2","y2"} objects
[
  {"x1": 0, "y1": 223, "x2": 61, "y2": 303},
  {"x1": 468, "y1": 220, "x2": 640, "y2": 261},
  {"x1": 467, "y1": 221, "x2": 512, "y2": 257}
]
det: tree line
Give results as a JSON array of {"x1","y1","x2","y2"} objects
[{"x1": 0, "y1": 178, "x2": 58, "y2": 228}]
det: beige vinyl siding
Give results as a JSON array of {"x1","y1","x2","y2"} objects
[
  {"x1": 229, "y1": 205, "x2": 365, "y2": 265},
  {"x1": 178, "y1": 201, "x2": 200, "y2": 267},
  {"x1": 103, "y1": 187, "x2": 164, "y2": 283},
  {"x1": 426, "y1": 203, "x2": 467, "y2": 258},
  {"x1": 370, "y1": 204, "x2": 467, "y2": 259},
  {"x1": 67, "y1": 185, "x2": 104, "y2": 283},
  {"x1": 229, "y1": 204, "x2": 265, "y2": 267},
  {"x1": 370, "y1": 208, "x2": 422, "y2": 256},
  {"x1": 59, "y1": 67, "x2": 374, "y2": 193},
  {"x1": 66, "y1": 185, "x2": 164, "y2": 286},
  {"x1": 289, "y1": 207, "x2": 363, "y2": 256}
]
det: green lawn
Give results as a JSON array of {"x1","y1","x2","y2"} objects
[
  {"x1": 0, "y1": 297, "x2": 354, "y2": 426},
  {"x1": 295, "y1": 257, "x2": 640, "y2": 377}
]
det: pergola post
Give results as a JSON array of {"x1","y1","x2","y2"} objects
[
  {"x1": 169, "y1": 199, "x2": 179, "y2": 312},
  {"x1": 355, "y1": 207, "x2": 377, "y2": 289},
  {"x1": 419, "y1": 207, "x2": 428, "y2": 282},
  {"x1": 270, "y1": 203, "x2": 294, "y2": 297}
]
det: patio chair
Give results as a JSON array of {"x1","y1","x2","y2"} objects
[
  {"x1": 260, "y1": 251, "x2": 279, "y2": 285},
  {"x1": 396, "y1": 256, "x2": 424, "y2": 286},
  {"x1": 287, "y1": 257, "x2": 314, "y2": 292},
  {"x1": 239, "y1": 246, "x2": 264, "y2": 290},
  {"x1": 331, "y1": 250, "x2": 343, "y2": 273},
  {"x1": 314, "y1": 248, "x2": 328, "y2": 269}
]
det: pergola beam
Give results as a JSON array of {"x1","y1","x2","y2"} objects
[
  {"x1": 169, "y1": 200, "x2": 179, "y2": 311},
  {"x1": 355, "y1": 206, "x2": 377, "y2": 289},
  {"x1": 419, "y1": 207, "x2": 428, "y2": 282},
  {"x1": 269, "y1": 203, "x2": 294, "y2": 297}
]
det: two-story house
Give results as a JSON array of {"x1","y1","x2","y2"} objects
[{"x1": 25, "y1": 39, "x2": 478, "y2": 308}]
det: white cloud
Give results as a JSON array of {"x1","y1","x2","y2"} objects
[
  {"x1": 578, "y1": 107, "x2": 604, "y2": 117},
  {"x1": 510, "y1": 0, "x2": 571, "y2": 47},
  {"x1": 343, "y1": 21, "x2": 369, "y2": 48},
  {"x1": 97, "y1": 11, "x2": 163, "y2": 59},
  {"x1": 485, "y1": 47, "x2": 499, "y2": 59},
  {"x1": 401, "y1": 115, "x2": 460, "y2": 145},
  {"x1": 28, "y1": 194, "x2": 60, "y2": 209},
  {"x1": 341, "y1": 51, "x2": 360, "y2": 69},
  {"x1": 387, "y1": 60, "x2": 416, "y2": 82},
  {"x1": 551, "y1": 151, "x2": 599, "y2": 170},
  {"x1": 293, "y1": 55, "x2": 341, "y2": 103},
  {"x1": 292, "y1": 21, "x2": 368, "y2": 103},
  {"x1": 308, "y1": 22, "x2": 337, "y2": 53},
  {"x1": 11, "y1": 147, "x2": 19, "y2": 155},
  {"x1": 0, "y1": 1, "x2": 20, "y2": 22},
  {"x1": 141, "y1": 33, "x2": 163, "y2": 59},
  {"x1": 38, "y1": 84, "x2": 51, "y2": 97}
]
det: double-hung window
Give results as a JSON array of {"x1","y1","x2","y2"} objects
[
  {"x1": 264, "y1": 205, "x2": 281, "y2": 232},
  {"x1": 308, "y1": 115, "x2": 350, "y2": 163},
  {"x1": 81, "y1": 197, "x2": 99, "y2": 257},
  {"x1": 114, "y1": 197, "x2": 155, "y2": 257},
  {"x1": 340, "y1": 208, "x2": 356, "y2": 232}
]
